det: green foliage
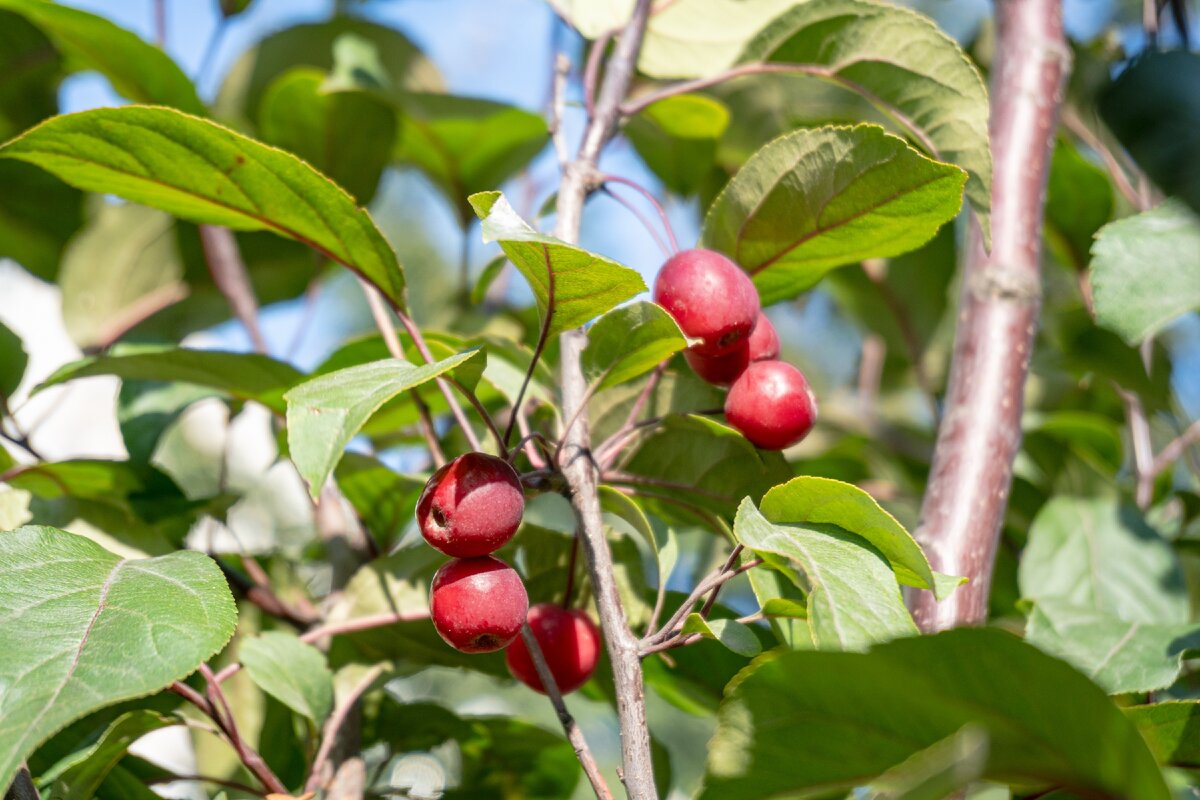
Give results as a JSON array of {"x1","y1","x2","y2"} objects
[
  {"x1": 0, "y1": 319, "x2": 27, "y2": 400},
  {"x1": 701, "y1": 629, "x2": 1171, "y2": 800},
  {"x1": 0, "y1": 159, "x2": 84, "y2": 280},
  {"x1": 738, "y1": 0, "x2": 991, "y2": 226},
  {"x1": 1090, "y1": 201, "x2": 1200, "y2": 343},
  {"x1": 36, "y1": 346, "x2": 303, "y2": 413},
  {"x1": 0, "y1": 105, "x2": 408, "y2": 310},
  {"x1": 469, "y1": 191, "x2": 647, "y2": 336},
  {"x1": 0, "y1": 526, "x2": 236, "y2": 792},
  {"x1": 582, "y1": 301, "x2": 689, "y2": 391},
  {"x1": 625, "y1": 94, "x2": 730, "y2": 196},
  {"x1": 702, "y1": 125, "x2": 965, "y2": 303},
  {"x1": 0, "y1": 0, "x2": 204, "y2": 116},
  {"x1": 258, "y1": 68, "x2": 397, "y2": 204},
  {"x1": 394, "y1": 93, "x2": 549, "y2": 224},
  {"x1": 284, "y1": 350, "x2": 483, "y2": 496},
  {"x1": 240, "y1": 631, "x2": 334, "y2": 724}
]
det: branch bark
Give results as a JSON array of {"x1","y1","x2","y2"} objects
[
  {"x1": 909, "y1": 0, "x2": 1069, "y2": 631},
  {"x1": 553, "y1": 1, "x2": 658, "y2": 797}
]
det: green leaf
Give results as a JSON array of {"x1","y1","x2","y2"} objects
[
  {"x1": 1025, "y1": 600, "x2": 1200, "y2": 694},
  {"x1": 1126, "y1": 701, "x2": 1200, "y2": 768},
  {"x1": 1044, "y1": 140, "x2": 1114, "y2": 271},
  {"x1": 35, "y1": 347, "x2": 303, "y2": 414},
  {"x1": 734, "y1": 499, "x2": 917, "y2": 650},
  {"x1": 582, "y1": 301, "x2": 688, "y2": 390},
  {"x1": 284, "y1": 350, "x2": 483, "y2": 497},
  {"x1": 335, "y1": 453, "x2": 425, "y2": 550},
  {"x1": 471, "y1": 254, "x2": 508, "y2": 305},
  {"x1": 395, "y1": 93, "x2": 548, "y2": 223},
  {"x1": 1090, "y1": 201, "x2": 1200, "y2": 344},
  {"x1": 469, "y1": 191, "x2": 646, "y2": 336},
  {"x1": 701, "y1": 628, "x2": 1171, "y2": 800},
  {"x1": 0, "y1": 9, "x2": 60, "y2": 140},
  {"x1": 214, "y1": 16, "x2": 442, "y2": 125},
  {"x1": 867, "y1": 726, "x2": 989, "y2": 800},
  {"x1": 0, "y1": 525, "x2": 236, "y2": 792},
  {"x1": 1018, "y1": 496, "x2": 1188, "y2": 624},
  {"x1": 258, "y1": 67, "x2": 397, "y2": 204},
  {"x1": 4, "y1": 460, "x2": 143, "y2": 502},
  {"x1": 0, "y1": 0, "x2": 204, "y2": 115},
  {"x1": 681, "y1": 613, "x2": 761, "y2": 657},
  {"x1": 0, "y1": 105, "x2": 408, "y2": 310},
  {"x1": 37, "y1": 710, "x2": 176, "y2": 800},
  {"x1": 57, "y1": 204, "x2": 187, "y2": 350},
  {"x1": 738, "y1": 0, "x2": 991, "y2": 227},
  {"x1": 702, "y1": 125, "x2": 965, "y2": 304},
  {"x1": 0, "y1": 159, "x2": 84, "y2": 280},
  {"x1": 621, "y1": 415, "x2": 791, "y2": 519},
  {"x1": 240, "y1": 631, "x2": 334, "y2": 724},
  {"x1": 554, "y1": 0, "x2": 796, "y2": 79},
  {"x1": 625, "y1": 94, "x2": 730, "y2": 196},
  {"x1": 0, "y1": 319, "x2": 27, "y2": 399},
  {"x1": 759, "y1": 476, "x2": 936, "y2": 592}
]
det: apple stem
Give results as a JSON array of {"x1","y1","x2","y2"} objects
[
  {"x1": 599, "y1": 186, "x2": 672, "y2": 257},
  {"x1": 502, "y1": 245, "x2": 555, "y2": 448},
  {"x1": 563, "y1": 533, "x2": 581, "y2": 609},
  {"x1": 600, "y1": 174, "x2": 679, "y2": 254}
]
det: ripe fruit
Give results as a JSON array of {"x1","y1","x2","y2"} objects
[
  {"x1": 746, "y1": 312, "x2": 780, "y2": 361},
  {"x1": 430, "y1": 556, "x2": 528, "y2": 653},
  {"x1": 417, "y1": 452, "x2": 525, "y2": 557},
  {"x1": 685, "y1": 312, "x2": 781, "y2": 386},
  {"x1": 725, "y1": 360, "x2": 818, "y2": 450},
  {"x1": 505, "y1": 603, "x2": 601, "y2": 694},
  {"x1": 654, "y1": 249, "x2": 760, "y2": 355}
]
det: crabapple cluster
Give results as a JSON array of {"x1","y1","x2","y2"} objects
[
  {"x1": 418, "y1": 452, "x2": 600, "y2": 693},
  {"x1": 654, "y1": 248, "x2": 818, "y2": 450}
]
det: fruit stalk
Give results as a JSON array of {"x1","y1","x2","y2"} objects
[
  {"x1": 909, "y1": 0, "x2": 1069, "y2": 631},
  {"x1": 553, "y1": 0, "x2": 658, "y2": 797}
]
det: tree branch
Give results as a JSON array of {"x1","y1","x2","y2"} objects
[
  {"x1": 553, "y1": 1, "x2": 659, "y2": 796},
  {"x1": 1152, "y1": 418, "x2": 1200, "y2": 477},
  {"x1": 519, "y1": 624, "x2": 614, "y2": 799},
  {"x1": 199, "y1": 225, "x2": 268, "y2": 354},
  {"x1": 909, "y1": 0, "x2": 1069, "y2": 631}
]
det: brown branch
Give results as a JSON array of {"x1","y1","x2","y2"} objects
[
  {"x1": 909, "y1": 0, "x2": 1069, "y2": 631},
  {"x1": 4, "y1": 766, "x2": 39, "y2": 800},
  {"x1": 643, "y1": 553, "x2": 762, "y2": 651},
  {"x1": 1152, "y1": 419, "x2": 1200, "y2": 477},
  {"x1": 553, "y1": 0, "x2": 659, "y2": 796},
  {"x1": 199, "y1": 225, "x2": 268, "y2": 354},
  {"x1": 359, "y1": 279, "x2": 447, "y2": 466},
  {"x1": 519, "y1": 624, "x2": 614, "y2": 799},
  {"x1": 306, "y1": 664, "x2": 386, "y2": 794}
]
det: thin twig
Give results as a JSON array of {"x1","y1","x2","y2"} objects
[
  {"x1": 583, "y1": 27, "x2": 617, "y2": 118},
  {"x1": 1151, "y1": 419, "x2": 1200, "y2": 477},
  {"x1": 601, "y1": 174, "x2": 679, "y2": 253},
  {"x1": 147, "y1": 774, "x2": 266, "y2": 797},
  {"x1": 550, "y1": 53, "x2": 571, "y2": 165},
  {"x1": 359, "y1": 279, "x2": 447, "y2": 465},
  {"x1": 519, "y1": 624, "x2": 614, "y2": 800},
  {"x1": 502, "y1": 245, "x2": 555, "y2": 447},
  {"x1": 599, "y1": 187, "x2": 671, "y2": 257},
  {"x1": 1060, "y1": 108, "x2": 1144, "y2": 211},
  {"x1": 645, "y1": 554, "x2": 762, "y2": 649},
  {"x1": 562, "y1": 534, "x2": 581, "y2": 608},
  {"x1": 200, "y1": 226, "x2": 268, "y2": 354},
  {"x1": 595, "y1": 363, "x2": 667, "y2": 469},
  {"x1": 306, "y1": 665, "x2": 386, "y2": 794},
  {"x1": 395, "y1": 310, "x2": 490, "y2": 454},
  {"x1": 639, "y1": 611, "x2": 765, "y2": 656}
]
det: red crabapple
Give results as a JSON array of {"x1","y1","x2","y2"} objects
[
  {"x1": 417, "y1": 452, "x2": 524, "y2": 557},
  {"x1": 654, "y1": 249, "x2": 760, "y2": 356},
  {"x1": 724, "y1": 360, "x2": 818, "y2": 450},
  {"x1": 505, "y1": 603, "x2": 601, "y2": 694},
  {"x1": 685, "y1": 311, "x2": 781, "y2": 386},
  {"x1": 430, "y1": 556, "x2": 528, "y2": 653}
]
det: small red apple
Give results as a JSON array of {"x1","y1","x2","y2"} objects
[
  {"x1": 430, "y1": 556, "x2": 528, "y2": 653},
  {"x1": 725, "y1": 360, "x2": 817, "y2": 450},
  {"x1": 417, "y1": 452, "x2": 524, "y2": 557},
  {"x1": 685, "y1": 311, "x2": 780, "y2": 386},
  {"x1": 654, "y1": 249, "x2": 760, "y2": 355},
  {"x1": 505, "y1": 603, "x2": 601, "y2": 695}
]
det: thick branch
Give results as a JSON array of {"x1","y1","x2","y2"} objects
[
  {"x1": 554, "y1": 1, "x2": 658, "y2": 797},
  {"x1": 910, "y1": 0, "x2": 1069, "y2": 631}
]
